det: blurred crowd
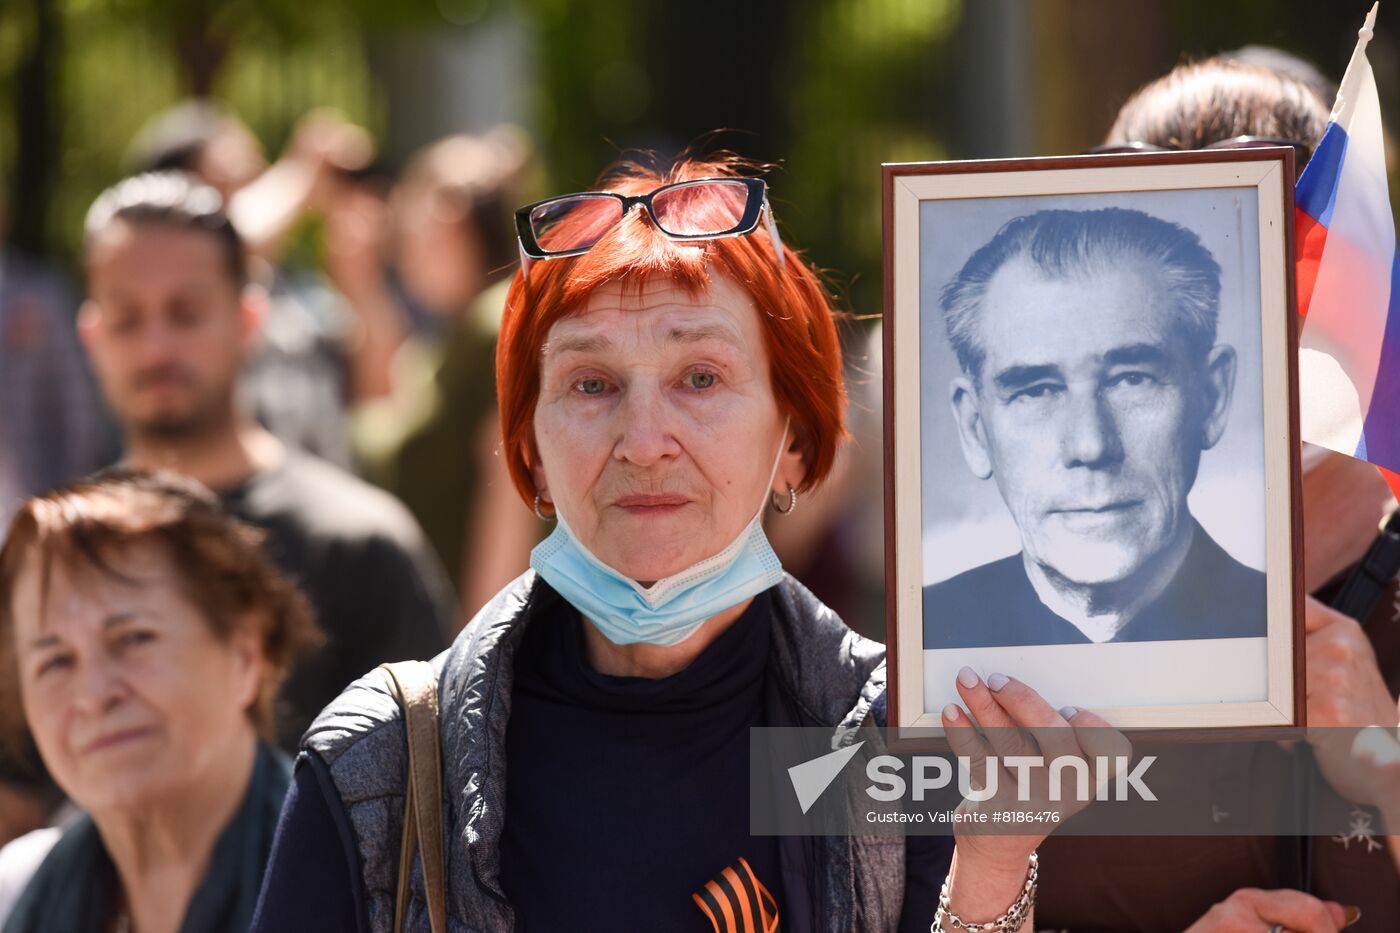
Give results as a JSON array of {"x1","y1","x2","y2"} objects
[
  {"x1": 0, "y1": 103, "x2": 549, "y2": 843},
  {"x1": 0, "y1": 96, "x2": 889, "y2": 856},
  {"x1": 0, "y1": 37, "x2": 1397, "y2": 933}
]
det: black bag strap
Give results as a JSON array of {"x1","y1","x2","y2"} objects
[{"x1": 1329, "y1": 508, "x2": 1400, "y2": 622}]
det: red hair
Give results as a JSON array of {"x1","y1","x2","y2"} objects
[{"x1": 497, "y1": 155, "x2": 847, "y2": 513}]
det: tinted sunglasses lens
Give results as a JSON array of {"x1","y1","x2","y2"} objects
[
  {"x1": 530, "y1": 195, "x2": 624, "y2": 254},
  {"x1": 650, "y1": 180, "x2": 753, "y2": 237}
]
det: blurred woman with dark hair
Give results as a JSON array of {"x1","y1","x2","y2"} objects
[
  {"x1": 0, "y1": 469, "x2": 320, "y2": 933},
  {"x1": 1099, "y1": 56, "x2": 1330, "y2": 178},
  {"x1": 326, "y1": 129, "x2": 540, "y2": 616}
]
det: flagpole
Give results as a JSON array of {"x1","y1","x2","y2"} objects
[{"x1": 1331, "y1": 2, "x2": 1380, "y2": 126}]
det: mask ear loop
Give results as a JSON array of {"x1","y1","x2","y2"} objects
[
  {"x1": 762, "y1": 202, "x2": 786, "y2": 271},
  {"x1": 518, "y1": 239, "x2": 534, "y2": 281},
  {"x1": 758, "y1": 415, "x2": 792, "y2": 518}
]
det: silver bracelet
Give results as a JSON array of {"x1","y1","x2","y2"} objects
[{"x1": 930, "y1": 852, "x2": 1038, "y2": 933}]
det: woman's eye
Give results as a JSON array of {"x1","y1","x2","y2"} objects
[
  {"x1": 36, "y1": 656, "x2": 74, "y2": 677},
  {"x1": 574, "y1": 377, "x2": 608, "y2": 396},
  {"x1": 685, "y1": 371, "x2": 717, "y2": 391},
  {"x1": 121, "y1": 631, "x2": 155, "y2": 649}
]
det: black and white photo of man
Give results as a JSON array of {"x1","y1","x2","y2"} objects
[{"x1": 923, "y1": 208, "x2": 1266, "y2": 649}]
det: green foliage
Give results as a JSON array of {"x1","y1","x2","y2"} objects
[
  {"x1": 0, "y1": 0, "x2": 439, "y2": 259},
  {"x1": 781, "y1": 0, "x2": 958, "y2": 318},
  {"x1": 514, "y1": 0, "x2": 650, "y2": 191},
  {"x1": 517, "y1": 0, "x2": 959, "y2": 321},
  {"x1": 7, "y1": 0, "x2": 1394, "y2": 289}
]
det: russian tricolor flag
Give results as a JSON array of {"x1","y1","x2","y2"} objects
[{"x1": 1295, "y1": 3, "x2": 1400, "y2": 499}]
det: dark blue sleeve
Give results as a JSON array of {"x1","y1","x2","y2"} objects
[
  {"x1": 898, "y1": 835, "x2": 953, "y2": 933},
  {"x1": 250, "y1": 751, "x2": 368, "y2": 933}
]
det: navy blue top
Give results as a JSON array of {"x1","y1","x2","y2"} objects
[
  {"x1": 249, "y1": 591, "x2": 950, "y2": 932},
  {"x1": 500, "y1": 588, "x2": 782, "y2": 931},
  {"x1": 248, "y1": 750, "x2": 364, "y2": 933}
]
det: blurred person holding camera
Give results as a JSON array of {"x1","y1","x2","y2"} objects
[
  {"x1": 75, "y1": 172, "x2": 454, "y2": 752},
  {"x1": 0, "y1": 469, "x2": 321, "y2": 932}
]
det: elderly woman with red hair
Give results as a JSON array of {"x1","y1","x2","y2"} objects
[{"x1": 250, "y1": 156, "x2": 1099, "y2": 933}]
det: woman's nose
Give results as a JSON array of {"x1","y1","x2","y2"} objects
[
  {"x1": 611, "y1": 386, "x2": 682, "y2": 466},
  {"x1": 1059, "y1": 391, "x2": 1124, "y2": 469},
  {"x1": 71, "y1": 657, "x2": 127, "y2": 716}
]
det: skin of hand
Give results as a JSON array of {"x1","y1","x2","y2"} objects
[
  {"x1": 228, "y1": 110, "x2": 375, "y2": 260},
  {"x1": 1304, "y1": 595, "x2": 1400, "y2": 809},
  {"x1": 939, "y1": 670, "x2": 1130, "y2": 927},
  {"x1": 1305, "y1": 596, "x2": 1397, "y2": 729},
  {"x1": 287, "y1": 109, "x2": 375, "y2": 206},
  {"x1": 1183, "y1": 888, "x2": 1356, "y2": 932}
]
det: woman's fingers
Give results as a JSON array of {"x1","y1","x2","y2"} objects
[
  {"x1": 1233, "y1": 888, "x2": 1349, "y2": 933},
  {"x1": 954, "y1": 667, "x2": 1038, "y2": 759},
  {"x1": 947, "y1": 671, "x2": 1138, "y2": 812},
  {"x1": 1062, "y1": 707, "x2": 1133, "y2": 792},
  {"x1": 942, "y1": 702, "x2": 992, "y2": 792},
  {"x1": 977, "y1": 674, "x2": 1083, "y2": 764},
  {"x1": 954, "y1": 667, "x2": 1013, "y2": 728}
]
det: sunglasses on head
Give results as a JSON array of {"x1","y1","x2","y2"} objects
[
  {"x1": 514, "y1": 176, "x2": 785, "y2": 278},
  {"x1": 1087, "y1": 135, "x2": 1312, "y2": 165}
]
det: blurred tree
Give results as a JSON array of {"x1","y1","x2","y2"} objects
[
  {"x1": 781, "y1": 0, "x2": 957, "y2": 319},
  {"x1": 5, "y1": 0, "x2": 61, "y2": 254},
  {"x1": 521, "y1": 0, "x2": 959, "y2": 320},
  {"x1": 4, "y1": 0, "x2": 1395, "y2": 278},
  {"x1": 0, "y1": 0, "x2": 442, "y2": 260},
  {"x1": 1168, "y1": 0, "x2": 1391, "y2": 83}
]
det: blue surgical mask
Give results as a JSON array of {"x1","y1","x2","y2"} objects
[{"x1": 530, "y1": 419, "x2": 790, "y2": 646}]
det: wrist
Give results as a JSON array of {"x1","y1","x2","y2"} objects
[
  {"x1": 950, "y1": 834, "x2": 1040, "y2": 879},
  {"x1": 936, "y1": 850, "x2": 1038, "y2": 932}
]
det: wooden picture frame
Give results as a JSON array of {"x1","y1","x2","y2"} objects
[{"x1": 882, "y1": 150, "x2": 1304, "y2": 740}]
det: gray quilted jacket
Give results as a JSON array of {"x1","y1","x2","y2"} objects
[{"x1": 302, "y1": 571, "x2": 909, "y2": 932}]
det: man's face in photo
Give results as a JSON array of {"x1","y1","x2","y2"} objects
[{"x1": 950, "y1": 254, "x2": 1235, "y2": 588}]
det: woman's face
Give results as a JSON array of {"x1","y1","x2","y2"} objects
[
  {"x1": 532, "y1": 273, "x2": 806, "y2": 582},
  {"x1": 393, "y1": 185, "x2": 482, "y2": 315},
  {"x1": 11, "y1": 543, "x2": 261, "y2": 815}
]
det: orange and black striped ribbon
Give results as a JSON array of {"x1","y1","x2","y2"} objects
[{"x1": 692, "y1": 856, "x2": 780, "y2": 933}]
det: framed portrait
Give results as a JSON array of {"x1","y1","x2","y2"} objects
[{"x1": 882, "y1": 150, "x2": 1304, "y2": 736}]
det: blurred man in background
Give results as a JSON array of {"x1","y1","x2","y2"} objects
[
  {"x1": 128, "y1": 101, "x2": 375, "y2": 469},
  {"x1": 76, "y1": 171, "x2": 454, "y2": 752}
]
